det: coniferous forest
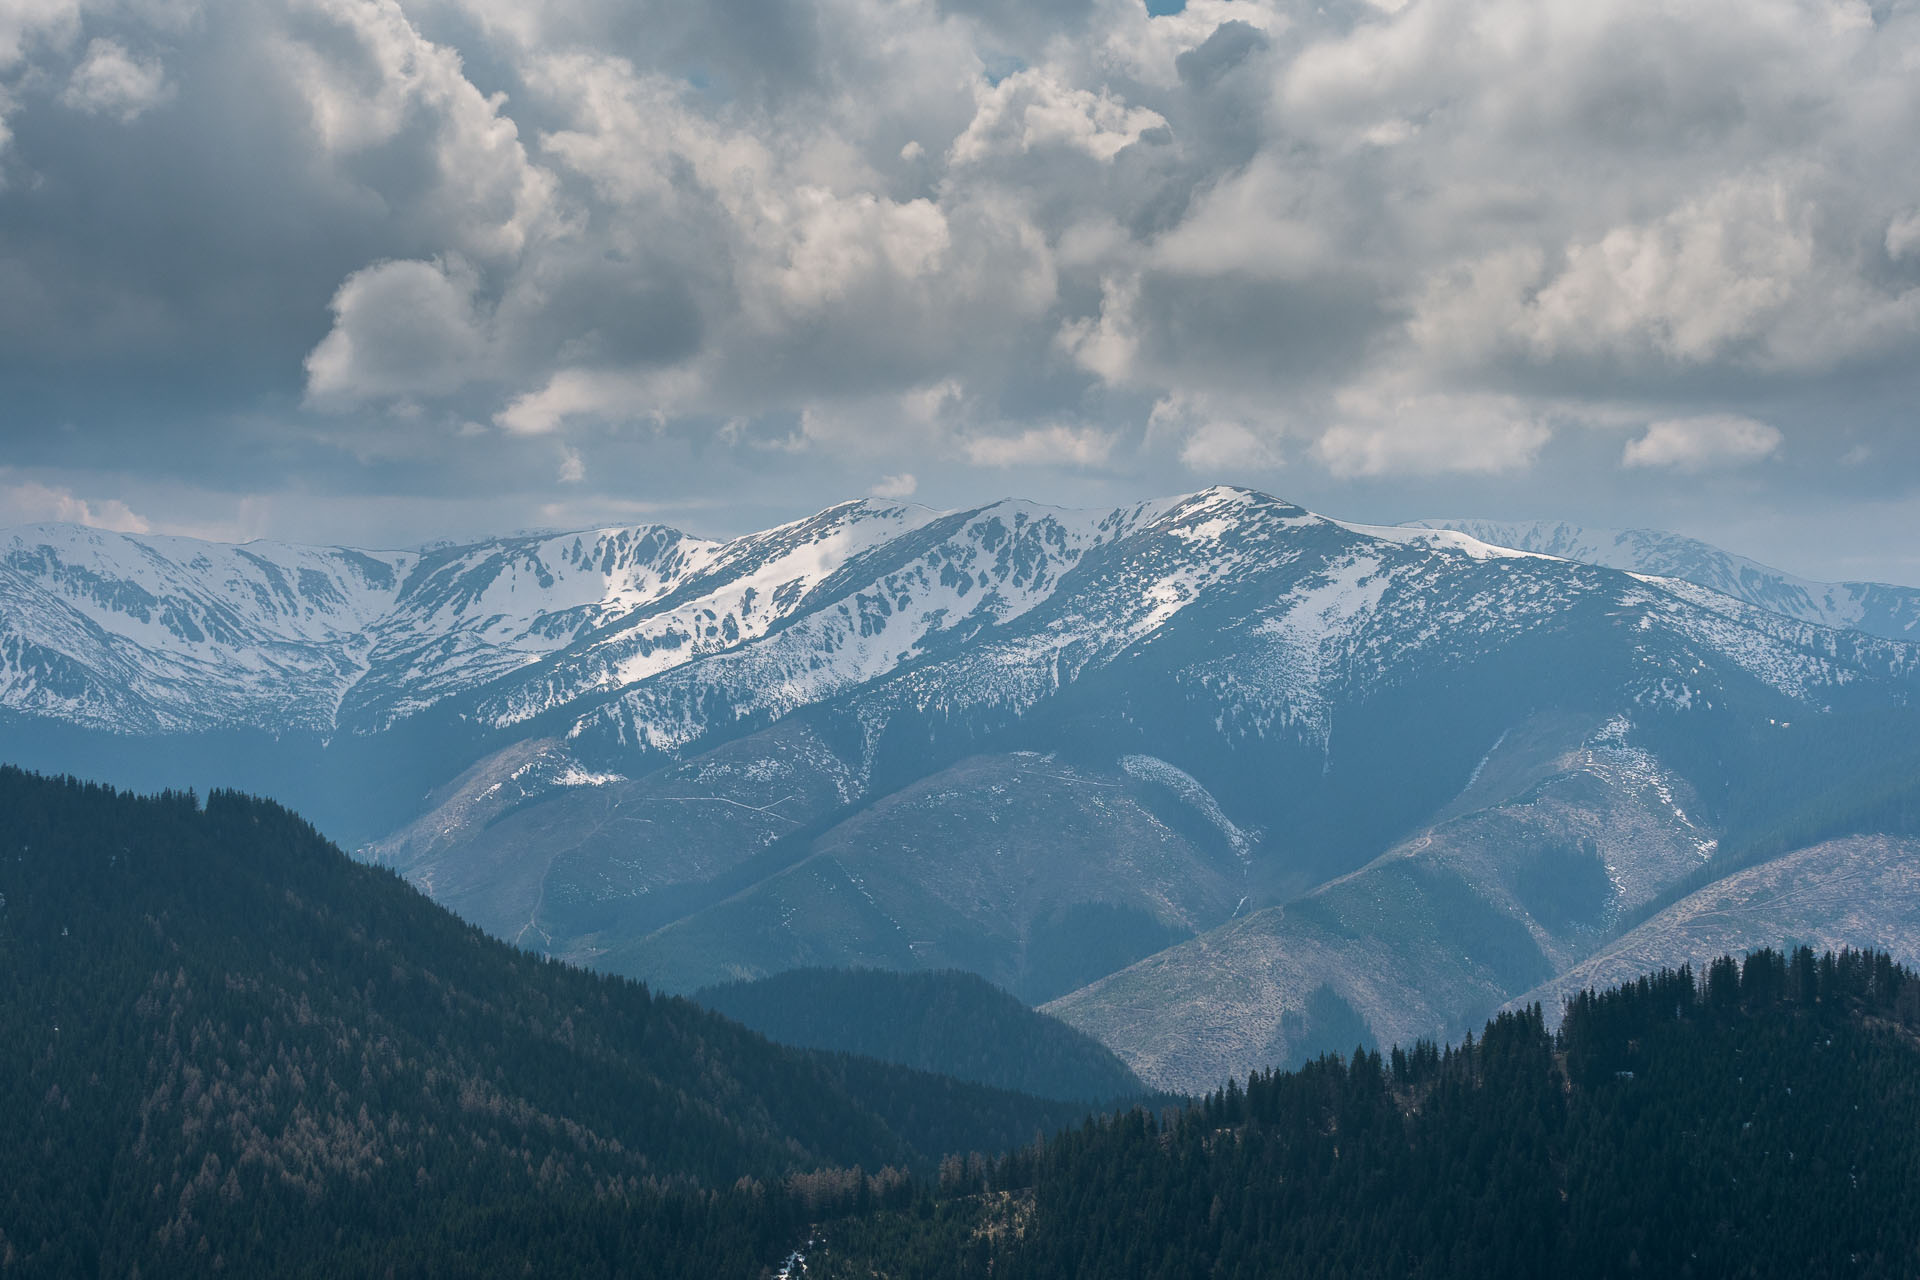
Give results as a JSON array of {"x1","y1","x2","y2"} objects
[
  {"x1": 0, "y1": 768, "x2": 1090, "y2": 1277},
  {"x1": 806, "y1": 948, "x2": 1920, "y2": 1278},
  {"x1": 7, "y1": 765, "x2": 1920, "y2": 1277}
]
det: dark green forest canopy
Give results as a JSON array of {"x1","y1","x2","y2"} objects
[
  {"x1": 0, "y1": 768, "x2": 1088, "y2": 1277},
  {"x1": 808, "y1": 947, "x2": 1920, "y2": 1280}
]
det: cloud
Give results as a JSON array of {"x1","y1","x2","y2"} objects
[
  {"x1": 1313, "y1": 389, "x2": 1552, "y2": 478},
  {"x1": 1483, "y1": 176, "x2": 1813, "y2": 367},
  {"x1": 274, "y1": 0, "x2": 557, "y2": 260},
  {"x1": 1623, "y1": 415, "x2": 1783, "y2": 471},
  {"x1": 1180, "y1": 421, "x2": 1282, "y2": 472},
  {"x1": 304, "y1": 258, "x2": 492, "y2": 404},
  {"x1": 949, "y1": 67, "x2": 1168, "y2": 166},
  {"x1": 493, "y1": 366, "x2": 700, "y2": 436},
  {"x1": 0, "y1": 0, "x2": 78, "y2": 72},
  {"x1": 0, "y1": 0, "x2": 1916, "y2": 572},
  {"x1": 963, "y1": 424, "x2": 1113, "y2": 468},
  {"x1": 0, "y1": 480, "x2": 151, "y2": 533},
  {"x1": 767, "y1": 188, "x2": 952, "y2": 311},
  {"x1": 1889, "y1": 210, "x2": 1920, "y2": 262},
  {"x1": 871, "y1": 472, "x2": 917, "y2": 498},
  {"x1": 1056, "y1": 274, "x2": 1141, "y2": 386},
  {"x1": 1151, "y1": 155, "x2": 1330, "y2": 283},
  {"x1": 1146, "y1": 393, "x2": 1284, "y2": 472},
  {"x1": 60, "y1": 39, "x2": 170, "y2": 122}
]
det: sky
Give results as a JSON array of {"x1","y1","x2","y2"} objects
[{"x1": 0, "y1": 0, "x2": 1917, "y2": 583}]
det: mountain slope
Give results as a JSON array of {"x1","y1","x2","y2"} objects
[
  {"x1": 375, "y1": 490, "x2": 1918, "y2": 1003},
  {"x1": 607, "y1": 751, "x2": 1246, "y2": 1001},
  {"x1": 1408, "y1": 517, "x2": 1920, "y2": 640},
  {"x1": 1040, "y1": 711, "x2": 1722, "y2": 1090},
  {"x1": 693, "y1": 968, "x2": 1146, "y2": 1102},
  {"x1": 1041, "y1": 698, "x2": 1920, "y2": 1093},
  {"x1": 0, "y1": 768, "x2": 1089, "y2": 1275},
  {"x1": 1511, "y1": 833, "x2": 1920, "y2": 1021},
  {"x1": 0, "y1": 524, "x2": 411, "y2": 734},
  {"x1": 4, "y1": 490, "x2": 1919, "y2": 1075},
  {"x1": 0, "y1": 521, "x2": 737, "y2": 735}
]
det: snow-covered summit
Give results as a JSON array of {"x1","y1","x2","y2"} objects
[{"x1": 2, "y1": 492, "x2": 1915, "y2": 745}]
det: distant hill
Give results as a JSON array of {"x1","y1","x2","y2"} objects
[
  {"x1": 0, "y1": 768, "x2": 1087, "y2": 1277},
  {"x1": 809, "y1": 948, "x2": 1920, "y2": 1278},
  {"x1": 695, "y1": 968, "x2": 1146, "y2": 1102}
]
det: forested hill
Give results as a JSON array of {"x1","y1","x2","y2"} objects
[
  {"x1": 0, "y1": 768, "x2": 1088, "y2": 1277},
  {"x1": 695, "y1": 968, "x2": 1146, "y2": 1102},
  {"x1": 808, "y1": 948, "x2": 1920, "y2": 1279}
]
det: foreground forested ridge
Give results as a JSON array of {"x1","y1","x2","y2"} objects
[
  {"x1": 11, "y1": 763, "x2": 1920, "y2": 1278},
  {"x1": 808, "y1": 948, "x2": 1920, "y2": 1279},
  {"x1": 0, "y1": 768, "x2": 1092, "y2": 1277},
  {"x1": 695, "y1": 967, "x2": 1147, "y2": 1102}
]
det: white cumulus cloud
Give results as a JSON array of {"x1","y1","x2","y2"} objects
[
  {"x1": 1313, "y1": 388, "x2": 1552, "y2": 478},
  {"x1": 949, "y1": 68, "x2": 1167, "y2": 167},
  {"x1": 0, "y1": 480, "x2": 150, "y2": 532},
  {"x1": 305, "y1": 257, "x2": 493, "y2": 405},
  {"x1": 60, "y1": 39, "x2": 170, "y2": 122},
  {"x1": 0, "y1": 0, "x2": 1917, "y2": 550},
  {"x1": 1623, "y1": 415, "x2": 1783, "y2": 471},
  {"x1": 963, "y1": 424, "x2": 1114, "y2": 469}
]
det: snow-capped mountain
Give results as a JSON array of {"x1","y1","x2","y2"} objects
[
  {"x1": 0, "y1": 524, "x2": 408, "y2": 734},
  {"x1": 7, "y1": 492, "x2": 1912, "y2": 748},
  {"x1": 487, "y1": 489, "x2": 1916, "y2": 781},
  {"x1": 0, "y1": 520, "x2": 724, "y2": 734},
  {"x1": 4, "y1": 489, "x2": 1918, "y2": 1091},
  {"x1": 1406, "y1": 518, "x2": 1920, "y2": 641}
]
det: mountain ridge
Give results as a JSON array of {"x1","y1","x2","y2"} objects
[
  {"x1": 1407, "y1": 517, "x2": 1920, "y2": 640},
  {"x1": 6, "y1": 490, "x2": 1919, "y2": 1097},
  {"x1": 692, "y1": 967, "x2": 1147, "y2": 1102},
  {"x1": 11, "y1": 491, "x2": 1912, "y2": 748}
]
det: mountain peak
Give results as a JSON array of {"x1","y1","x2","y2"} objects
[{"x1": 1179, "y1": 483, "x2": 1295, "y2": 509}]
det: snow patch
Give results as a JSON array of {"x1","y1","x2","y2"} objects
[
  {"x1": 551, "y1": 765, "x2": 626, "y2": 787},
  {"x1": 1121, "y1": 753, "x2": 1253, "y2": 863},
  {"x1": 1339, "y1": 522, "x2": 1545, "y2": 562},
  {"x1": 1585, "y1": 717, "x2": 1715, "y2": 859}
]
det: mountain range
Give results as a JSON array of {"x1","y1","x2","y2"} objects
[{"x1": 4, "y1": 488, "x2": 1917, "y2": 1092}]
